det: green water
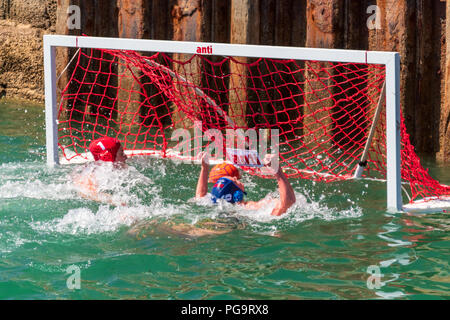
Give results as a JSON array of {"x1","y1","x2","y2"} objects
[{"x1": 0, "y1": 99, "x2": 449, "y2": 300}]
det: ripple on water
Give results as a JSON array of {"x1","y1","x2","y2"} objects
[{"x1": 0, "y1": 148, "x2": 448, "y2": 299}]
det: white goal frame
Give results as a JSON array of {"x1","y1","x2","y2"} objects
[{"x1": 43, "y1": 35, "x2": 402, "y2": 212}]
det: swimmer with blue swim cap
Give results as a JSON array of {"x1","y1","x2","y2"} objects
[
  {"x1": 208, "y1": 162, "x2": 246, "y2": 204},
  {"x1": 195, "y1": 152, "x2": 296, "y2": 216}
]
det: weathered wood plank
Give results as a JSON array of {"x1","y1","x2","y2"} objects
[
  {"x1": 171, "y1": 0, "x2": 204, "y2": 128},
  {"x1": 228, "y1": 0, "x2": 260, "y2": 128},
  {"x1": 438, "y1": 0, "x2": 450, "y2": 162},
  {"x1": 117, "y1": 0, "x2": 146, "y2": 127},
  {"x1": 303, "y1": 0, "x2": 345, "y2": 152},
  {"x1": 413, "y1": 0, "x2": 444, "y2": 155},
  {"x1": 56, "y1": 0, "x2": 119, "y2": 121}
]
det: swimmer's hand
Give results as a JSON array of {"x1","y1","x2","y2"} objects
[
  {"x1": 262, "y1": 154, "x2": 282, "y2": 177},
  {"x1": 198, "y1": 151, "x2": 210, "y2": 168}
]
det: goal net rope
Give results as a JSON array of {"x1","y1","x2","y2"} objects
[{"x1": 57, "y1": 47, "x2": 450, "y2": 204}]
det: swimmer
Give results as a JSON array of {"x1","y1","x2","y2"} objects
[
  {"x1": 72, "y1": 138, "x2": 235, "y2": 237},
  {"x1": 72, "y1": 137, "x2": 128, "y2": 206},
  {"x1": 196, "y1": 152, "x2": 296, "y2": 216},
  {"x1": 88, "y1": 137, "x2": 128, "y2": 167}
]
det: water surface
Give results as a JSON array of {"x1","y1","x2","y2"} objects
[{"x1": 0, "y1": 100, "x2": 449, "y2": 300}]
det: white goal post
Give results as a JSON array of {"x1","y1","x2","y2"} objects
[{"x1": 43, "y1": 34, "x2": 402, "y2": 212}]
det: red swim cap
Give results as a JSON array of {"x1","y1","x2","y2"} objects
[
  {"x1": 208, "y1": 162, "x2": 240, "y2": 183},
  {"x1": 89, "y1": 137, "x2": 122, "y2": 162}
]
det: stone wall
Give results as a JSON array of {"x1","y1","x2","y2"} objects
[{"x1": 0, "y1": 0, "x2": 56, "y2": 102}]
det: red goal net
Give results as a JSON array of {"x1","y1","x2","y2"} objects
[{"x1": 57, "y1": 47, "x2": 449, "y2": 203}]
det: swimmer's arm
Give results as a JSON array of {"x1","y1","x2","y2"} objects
[
  {"x1": 73, "y1": 174, "x2": 125, "y2": 206},
  {"x1": 270, "y1": 169, "x2": 296, "y2": 216},
  {"x1": 244, "y1": 160, "x2": 295, "y2": 215},
  {"x1": 196, "y1": 152, "x2": 209, "y2": 198}
]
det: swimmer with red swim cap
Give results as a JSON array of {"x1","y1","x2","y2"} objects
[
  {"x1": 72, "y1": 137, "x2": 128, "y2": 206},
  {"x1": 89, "y1": 137, "x2": 127, "y2": 166},
  {"x1": 195, "y1": 152, "x2": 296, "y2": 216}
]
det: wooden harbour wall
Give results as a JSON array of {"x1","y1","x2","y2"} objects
[{"x1": 0, "y1": 0, "x2": 449, "y2": 162}]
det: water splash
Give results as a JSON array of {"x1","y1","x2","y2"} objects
[
  {"x1": 187, "y1": 190, "x2": 362, "y2": 235},
  {"x1": 32, "y1": 202, "x2": 184, "y2": 235},
  {"x1": 2, "y1": 159, "x2": 363, "y2": 237}
]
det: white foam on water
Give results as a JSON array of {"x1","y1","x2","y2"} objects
[
  {"x1": 5, "y1": 159, "x2": 363, "y2": 237},
  {"x1": 70, "y1": 161, "x2": 158, "y2": 205},
  {"x1": 32, "y1": 201, "x2": 185, "y2": 235},
  {"x1": 375, "y1": 290, "x2": 407, "y2": 299},
  {"x1": 0, "y1": 161, "x2": 77, "y2": 200},
  {"x1": 189, "y1": 191, "x2": 363, "y2": 234},
  {"x1": 290, "y1": 193, "x2": 363, "y2": 223},
  {"x1": 0, "y1": 179, "x2": 78, "y2": 200},
  {"x1": 29, "y1": 161, "x2": 186, "y2": 235}
]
